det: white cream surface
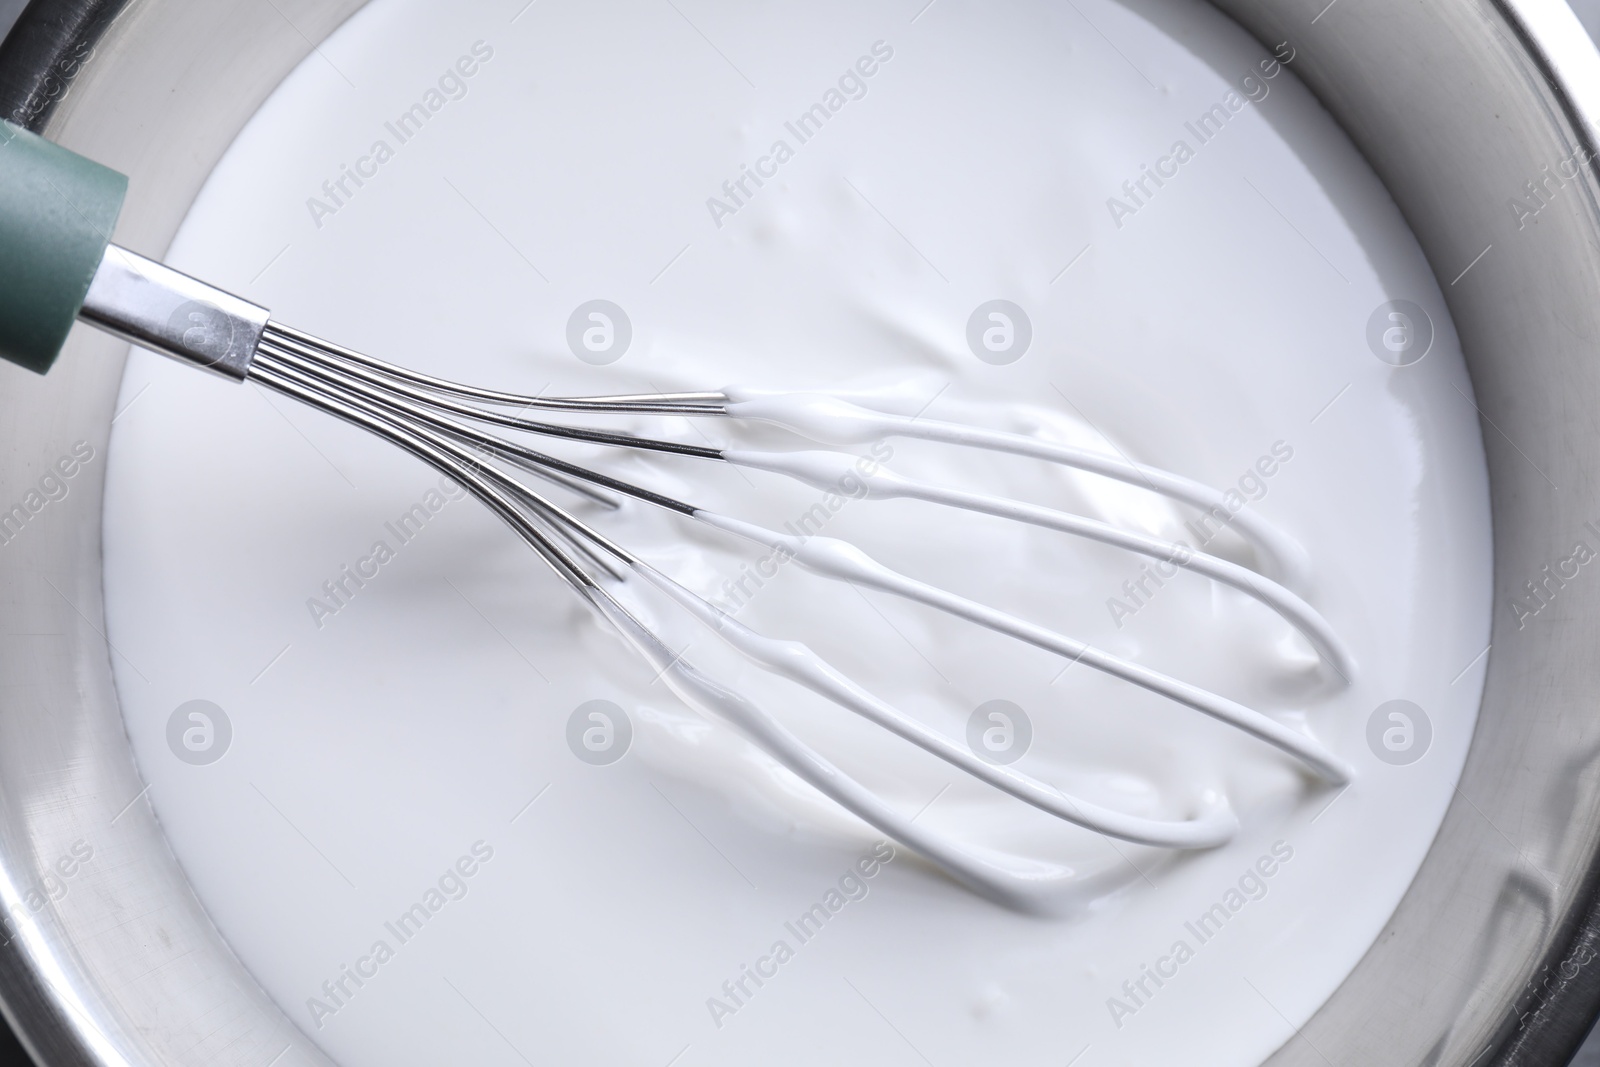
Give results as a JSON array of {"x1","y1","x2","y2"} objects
[{"x1": 101, "y1": 1, "x2": 1492, "y2": 1064}]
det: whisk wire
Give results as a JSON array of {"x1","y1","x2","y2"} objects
[
  {"x1": 240, "y1": 320, "x2": 1355, "y2": 911},
  {"x1": 57, "y1": 234, "x2": 1355, "y2": 909}
]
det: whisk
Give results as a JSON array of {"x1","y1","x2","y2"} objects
[{"x1": 0, "y1": 121, "x2": 1355, "y2": 912}]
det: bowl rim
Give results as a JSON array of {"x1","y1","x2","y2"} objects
[{"x1": 4, "y1": 0, "x2": 1600, "y2": 1064}]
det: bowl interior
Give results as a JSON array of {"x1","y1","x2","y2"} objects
[{"x1": 2, "y1": 1, "x2": 1599, "y2": 1064}]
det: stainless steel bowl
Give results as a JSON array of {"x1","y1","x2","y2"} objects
[{"x1": 1, "y1": 0, "x2": 1597, "y2": 1063}]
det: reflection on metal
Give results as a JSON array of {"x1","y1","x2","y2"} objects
[
  {"x1": 0, "y1": 3, "x2": 366, "y2": 1065},
  {"x1": 1203, "y1": 3, "x2": 1600, "y2": 1062}
]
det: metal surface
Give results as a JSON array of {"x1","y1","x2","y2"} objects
[
  {"x1": 0, "y1": 0, "x2": 1598, "y2": 1063},
  {"x1": 0, "y1": 0, "x2": 126, "y2": 131},
  {"x1": 80, "y1": 245, "x2": 265, "y2": 380},
  {"x1": 0, "y1": 4, "x2": 363, "y2": 1066},
  {"x1": 241, "y1": 325, "x2": 1353, "y2": 904},
  {"x1": 1201, "y1": 1, "x2": 1600, "y2": 1064}
]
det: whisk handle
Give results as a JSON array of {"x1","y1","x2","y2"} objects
[{"x1": 0, "y1": 119, "x2": 126, "y2": 374}]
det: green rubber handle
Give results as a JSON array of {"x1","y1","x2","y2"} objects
[{"x1": 0, "y1": 119, "x2": 127, "y2": 375}]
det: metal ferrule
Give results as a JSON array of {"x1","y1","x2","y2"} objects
[{"x1": 77, "y1": 243, "x2": 268, "y2": 380}]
